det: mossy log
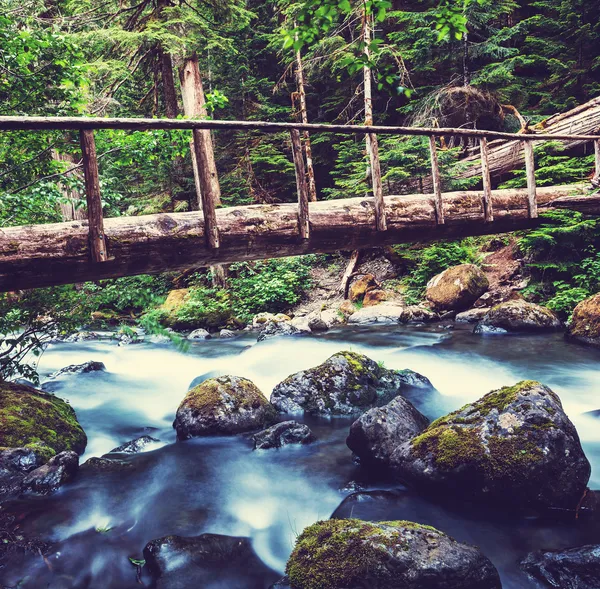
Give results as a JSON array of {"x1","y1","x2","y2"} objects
[{"x1": 0, "y1": 184, "x2": 594, "y2": 291}]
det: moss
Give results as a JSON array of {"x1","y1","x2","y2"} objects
[
  {"x1": 412, "y1": 426, "x2": 486, "y2": 469},
  {"x1": 286, "y1": 519, "x2": 442, "y2": 589},
  {"x1": 0, "y1": 382, "x2": 87, "y2": 458}
]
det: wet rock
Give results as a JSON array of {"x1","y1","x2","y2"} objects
[
  {"x1": 426, "y1": 264, "x2": 489, "y2": 312},
  {"x1": 187, "y1": 328, "x2": 211, "y2": 340},
  {"x1": 219, "y1": 329, "x2": 236, "y2": 338},
  {"x1": 584, "y1": 409, "x2": 600, "y2": 418},
  {"x1": 0, "y1": 448, "x2": 42, "y2": 496},
  {"x1": 269, "y1": 578, "x2": 291, "y2": 589},
  {"x1": 270, "y1": 351, "x2": 433, "y2": 416},
  {"x1": 0, "y1": 382, "x2": 87, "y2": 462},
  {"x1": 109, "y1": 435, "x2": 159, "y2": 454},
  {"x1": 475, "y1": 300, "x2": 561, "y2": 333},
  {"x1": 253, "y1": 421, "x2": 315, "y2": 449},
  {"x1": 173, "y1": 375, "x2": 276, "y2": 439},
  {"x1": 80, "y1": 457, "x2": 134, "y2": 472},
  {"x1": 390, "y1": 380, "x2": 591, "y2": 511},
  {"x1": 47, "y1": 361, "x2": 106, "y2": 380},
  {"x1": 521, "y1": 544, "x2": 600, "y2": 589},
  {"x1": 65, "y1": 331, "x2": 102, "y2": 342},
  {"x1": 331, "y1": 490, "x2": 405, "y2": 519},
  {"x1": 307, "y1": 313, "x2": 329, "y2": 332},
  {"x1": 286, "y1": 518, "x2": 502, "y2": 589},
  {"x1": 143, "y1": 533, "x2": 280, "y2": 589},
  {"x1": 347, "y1": 397, "x2": 429, "y2": 467},
  {"x1": 567, "y1": 293, "x2": 600, "y2": 348},
  {"x1": 473, "y1": 324, "x2": 508, "y2": 335},
  {"x1": 21, "y1": 451, "x2": 79, "y2": 494},
  {"x1": 347, "y1": 302, "x2": 406, "y2": 325},
  {"x1": 455, "y1": 308, "x2": 489, "y2": 324},
  {"x1": 349, "y1": 274, "x2": 378, "y2": 302},
  {"x1": 473, "y1": 286, "x2": 523, "y2": 308},
  {"x1": 257, "y1": 320, "x2": 301, "y2": 342}
]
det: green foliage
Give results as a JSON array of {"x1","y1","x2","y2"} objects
[
  {"x1": 174, "y1": 288, "x2": 235, "y2": 330},
  {"x1": 399, "y1": 240, "x2": 481, "y2": 303}
]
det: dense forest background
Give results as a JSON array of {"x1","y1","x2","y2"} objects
[{"x1": 1, "y1": 0, "x2": 600, "y2": 381}]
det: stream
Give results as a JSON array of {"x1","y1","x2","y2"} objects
[{"x1": 2, "y1": 323, "x2": 600, "y2": 588}]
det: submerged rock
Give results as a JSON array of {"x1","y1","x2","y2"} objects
[
  {"x1": 347, "y1": 396, "x2": 429, "y2": 467},
  {"x1": 21, "y1": 451, "x2": 79, "y2": 494},
  {"x1": 173, "y1": 376, "x2": 276, "y2": 439},
  {"x1": 219, "y1": 329, "x2": 236, "y2": 338},
  {"x1": 331, "y1": 490, "x2": 405, "y2": 519},
  {"x1": 80, "y1": 456, "x2": 134, "y2": 472},
  {"x1": 475, "y1": 300, "x2": 561, "y2": 333},
  {"x1": 109, "y1": 435, "x2": 159, "y2": 454},
  {"x1": 521, "y1": 544, "x2": 600, "y2": 589},
  {"x1": 0, "y1": 382, "x2": 87, "y2": 462},
  {"x1": 47, "y1": 361, "x2": 106, "y2": 379},
  {"x1": 253, "y1": 421, "x2": 315, "y2": 449},
  {"x1": 143, "y1": 533, "x2": 279, "y2": 589},
  {"x1": 567, "y1": 293, "x2": 600, "y2": 348},
  {"x1": 426, "y1": 264, "x2": 489, "y2": 312},
  {"x1": 270, "y1": 351, "x2": 433, "y2": 416},
  {"x1": 391, "y1": 380, "x2": 590, "y2": 511},
  {"x1": 286, "y1": 518, "x2": 501, "y2": 589}
]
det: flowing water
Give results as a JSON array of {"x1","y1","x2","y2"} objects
[{"x1": 2, "y1": 324, "x2": 600, "y2": 588}]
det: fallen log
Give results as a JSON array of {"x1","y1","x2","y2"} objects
[
  {"x1": 0, "y1": 184, "x2": 593, "y2": 292},
  {"x1": 417, "y1": 98, "x2": 600, "y2": 191}
]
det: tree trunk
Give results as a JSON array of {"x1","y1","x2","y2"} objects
[
  {"x1": 0, "y1": 185, "x2": 590, "y2": 291},
  {"x1": 179, "y1": 54, "x2": 222, "y2": 208},
  {"x1": 294, "y1": 27, "x2": 317, "y2": 202}
]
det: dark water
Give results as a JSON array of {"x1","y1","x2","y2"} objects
[{"x1": 2, "y1": 324, "x2": 600, "y2": 588}]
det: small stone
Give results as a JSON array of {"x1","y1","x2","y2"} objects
[
  {"x1": 219, "y1": 329, "x2": 236, "y2": 338},
  {"x1": 253, "y1": 421, "x2": 315, "y2": 449},
  {"x1": 187, "y1": 328, "x2": 211, "y2": 340}
]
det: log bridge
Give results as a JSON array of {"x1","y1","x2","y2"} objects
[{"x1": 1, "y1": 116, "x2": 600, "y2": 292}]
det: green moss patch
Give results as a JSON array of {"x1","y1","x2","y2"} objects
[{"x1": 0, "y1": 382, "x2": 87, "y2": 460}]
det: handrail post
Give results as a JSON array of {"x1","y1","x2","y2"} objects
[
  {"x1": 523, "y1": 139, "x2": 538, "y2": 218},
  {"x1": 79, "y1": 129, "x2": 108, "y2": 262},
  {"x1": 191, "y1": 129, "x2": 220, "y2": 248},
  {"x1": 290, "y1": 128, "x2": 310, "y2": 239},
  {"x1": 428, "y1": 135, "x2": 445, "y2": 225},
  {"x1": 480, "y1": 137, "x2": 494, "y2": 222},
  {"x1": 594, "y1": 139, "x2": 600, "y2": 184},
  {"x1": 367, "y1": 133, "x2": 387, "y2": 231}
]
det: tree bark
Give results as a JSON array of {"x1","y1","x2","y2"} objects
[{"x1": 0, "y1": 185, "x2": 590, "y2": 291}]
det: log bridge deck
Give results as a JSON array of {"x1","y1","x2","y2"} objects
[{"x1": 1, "y1": 116, "x2": 600, "y2": 292}]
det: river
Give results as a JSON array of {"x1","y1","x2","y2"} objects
[{"x1": 2, "y1": 324, "x2": 600, "y2": 588}]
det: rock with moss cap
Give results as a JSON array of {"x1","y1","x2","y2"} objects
[
  {"x1": 390, "y1": 380, "x2": 590, "y2": 510},
  {"x1": 286, "y1": 518, "x2": 501, "y2": 589},
  {"x1": 426, "y1": 264, "x2": 489, "y2": 311},
  {"x1": 173, "y1": 376, "x2": 276, "y2": 439},
  {"x1": 566, "y1": 293, "x2": 600, "y2": 347},
  {"x1": 474, "y1": 300, "x2": 561, "y2": 333},
  {"x1": 347, "y1": 396, "x2": 430, "y2": 467},
  {"x1": 0, "y1": 382, "x2": 87, "y2": 463},
  {"x1": 270, "y1": 352, "x2": 433, "y2": 416}
]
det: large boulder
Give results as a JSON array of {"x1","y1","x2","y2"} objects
[
  {"x1": 474, "y1": 300, "x2": 561, "y2": 333},
  {"x1": 286, "y1": 518, "x2": 501, "y2": 589},
  {"x1": 426, "y1": 264, "x2": 489, "y2": 311},
  {"x1": 143, "y1": 533, "x2": 280, "y2": 589},
  {"x1": 270, "y1": 352, "x2": 433, "y2": 416},
  {"x1": 390, "y1": 381, "x2": 590, "y2": 511},
  {"x1": 0, "y1": 382, "x2": 87, "y2": 462},
  {"x1": 349, "y1": 274, "x2": 378, "y2": 302},
  {"x1": 567, "y1": 293, "x2": 600, "y2": 347},
  {"x1": 20, "y1": 451, "x2": 79, "y2": 494},
  {"x1": 521, "y1": 545, "x2": 600, "y2": 589},
  {"x1": 253, "y1": 421, "x2": 315, "y2": 450},
  {"x1": 347, "y1": 396, "x2": 429, "y2": 467},
  {"x1": 173, "y1": 376, "x2": 276, "y2": 439}
]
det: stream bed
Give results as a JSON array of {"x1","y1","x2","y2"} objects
[{"x1": 2, "y1": 323, "x2": 600, "y2": 588}]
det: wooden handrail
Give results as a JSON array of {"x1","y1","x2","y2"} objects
[{"x1": 0, "y1": 115, "x2": 599, "y2": 142}]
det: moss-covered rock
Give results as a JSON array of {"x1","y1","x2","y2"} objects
[
  {"x1": 567, "y1": 293, "x2": 600, "y2": 347},
  {"x1": 346, "y1": 396, "x2": 429, "y2": 467},
  {"x1": 286, "y1": 518, "x2": 501, "y2": 589},
  {"x1": 426, "y1": 264, "x2": 489, "y2": 311},
  {"x1": 0, "y1": 382, "x2": 87, "y2": 462},
  {"x1": 475, "y1": 300, "x2": 561, "y2": 333},
  {"x1": 390, "y1": 381, "x2": 590, "y2": 511},
  {"x1": 173, "y1": 376, "x2": 277, "y2": 439},
  {"x1": 270, "y1": 352, "x2": 434, "y2": 417}
]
